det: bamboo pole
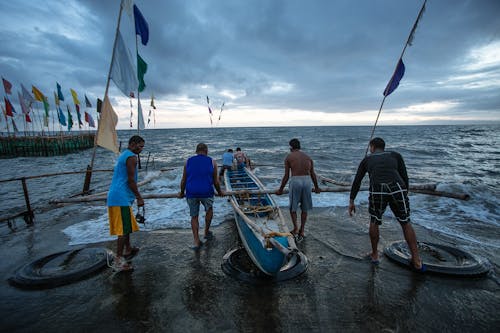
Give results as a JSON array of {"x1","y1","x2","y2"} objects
[{"x1": 318, "y1": 174, "x2": 437, "y2": 191}]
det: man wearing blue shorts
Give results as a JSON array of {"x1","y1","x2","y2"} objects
[
  {"x1": 349, "y1": 137, "x2": 424, "y2": 271},
  {"x1": 179, "y1": 143, "x2": 224, "y2": 250}
]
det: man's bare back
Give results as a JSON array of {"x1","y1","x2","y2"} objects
[{"x1": 286, "y1": 150, "x2": 313, "y2": 176}]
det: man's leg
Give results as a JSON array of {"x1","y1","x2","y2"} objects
[
  {"x1": 204, "y1": 207, "x2": 213, "y2": 237},
  {"x1": 299, "y1": 211, "x2": 307, "y2": 236},
  {"x1": 401, "y1": 222, "x2": 422, "y2": 268},
  {"x1": 191, "y1": 215, "x2": 201, "y2": 246},
  {"x1": 290, "y1": 211, "x2": 299, "y2": 234},
  {"x1": 117, "y1": 235, "x2": 126, "y2": 257},
  {"x1": 369, "y1": 222, "x2": 380, "y2": 261},
  {"x1": 123, "y1": 234, "x2": 131, "y2": 253}
]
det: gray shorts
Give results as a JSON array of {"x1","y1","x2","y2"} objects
[
  {"x1": 187, "y1": 197, "x2": 214, "y2": 217},
  {"x1": 289, "y1": 176, "x2": 313, "y2": 212}
]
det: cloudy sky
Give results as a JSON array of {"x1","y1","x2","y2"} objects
[{"x1": 1, "y1": 0, "x2": 499, "y2": 129}]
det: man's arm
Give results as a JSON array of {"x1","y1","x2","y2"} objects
[
  {"x1": 212, "y1": 160, "x2": 224, "y2": 196},
  {"x1": 179, "y1": 163, "x2": 187, "y2": 198},
  {"x1": 276, "y1": 158, "x2": 290, "y2": 195},
  {"x1": 348, "y1": 158, "x2": 367, "y2": 216},
  {"x1": 126, "y1": 156, "x2": 144, "y2": 207},
  {"x1": 310, "y1": 159, "x2": 321, "y2": 194},
  {"x1": 396, "y1": 152, "x2": 409, "y2": 189}
]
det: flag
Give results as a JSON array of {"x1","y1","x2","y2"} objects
[
  {"x1": 2, "y1": 77, "x2": 12, "y2": 95},
  {"x1": 383, "y1": 58, "x2": 405, "y2": 97},
  {"x1": 97, "y1": 95, "x2": 119, "y2": 153},
  {"x1": 11, "y1": 118, "x2": 19, "y2": 132},
  {"x1": 85, "y1": 111, "x2": 95, "y2": 128},
  {"x1": 133, "y1": 4, "x2": 149, "y2": 46},
  {"x1": 138, "y1": 97, "x2": 145, "y2": 130},
  {"x1": 208, "y1": 106, "x2": 213, "y2": 114},
  {"x1": 25, "y1": 113, "x2": 32, "y2": 123},
  {"x1": 56, "y1": 82, "x2": 65, "y2": 101},
  {"x1": 150, "y1": 93, "x2": 156, "y2": 109},
  {"x1": 111, "y1": 31, "x2": 138, "y2": 97},
  {"x1": 122, "y1": 0, "x2": 133, "y2": 17},
  {"x1": 75, "y1": 104, "x2": 83, "y2": 128},
  {"x1": 4, "y1": 97, "x2": 15, "y2": 116},
  {"x1": 70, "y1": 88, "x2": 80, "y2": 105},
  {"x1": 18, "y1": 91, "x2": 30, "y2": 115},
  {"x1": 67, "y1": 105, "x2": 73, "y2": 130},
  {"x1": 58, "y1": 106, "x2": 67, "y2": 126},
  {"x1": 21, "y1": 84, "x2": 35, "y2": 105},
  {"x1": 407, "y1": 0, "x2": 427, "y2": 46},
  {"x1": 206, "y1": 96, "x2": 209, "y2": 104},
  {"x1": 137, "y1": 53, "x2": 148, "y2": 92},
  {"x1": 85, "y1": 94, "x2": 92, "y2": 108},
  {"x1": 32, "y1": 85, "x2": 45, "y2": 101},
  {"x1": 97, "y1": 98, "x2": 102, "y2": 113},
  {"x1": 42, "y1": 97, "x2": 50, "y2": 127},
  {"x1": 54, "y1": 91, "x2": 60, "y2": 106}
]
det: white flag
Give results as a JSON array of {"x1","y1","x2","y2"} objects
[
  {"x1": 111, "y1": 31, "x2": 138, "y2": 98},
  {"x1": 97, "y1": 95, "x2": 119, "y2": 153},
  {"x1": 138, "y1": 97, "x2": 145, "y2": 130},
  {"x1": 18, "y1": 91, "x2": 30, "y2": 115},
  {"x1": 21, "y1": 84, "x2": 35, "y2": 105}
]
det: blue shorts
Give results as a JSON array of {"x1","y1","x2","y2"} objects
[{"x1": 187, "y1": 197, "x2": 214, "y2": 217}]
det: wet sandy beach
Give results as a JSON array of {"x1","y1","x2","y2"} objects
[{"x1": 1, "y1": 205, "x2": 499, "y2": 332}]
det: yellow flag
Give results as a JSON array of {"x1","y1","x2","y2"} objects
[
  {"x1": 32, "y1": 85, "x2": 45, "y2": 102},
  {"x1": 70, "y1": 89, "x2": 80, "y2": 105},
  {"x1": 96, "y1": 95, "x2": 119, "y2": 153}
]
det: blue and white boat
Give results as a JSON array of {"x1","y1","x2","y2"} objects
[{"x1": 224, "y1": 167, "x2": 305, "y2": 275}]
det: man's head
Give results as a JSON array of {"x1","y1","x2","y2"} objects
[
  {"x1": 289, "y1": 138, "x2": 301, "y2": 150},
  {"x1": 196, "y1": 143, "x2": 208, "y2": 155},
  {"x1": 128, "y1": 135, "x2": 145, "y2": 154},
  {"x1": 236, "y1": 147, "x2": 241, "y2": 152},
  {"x1": 369, "y1": 137, "x2": 385, "y2": 153},
  {"x1": 227, "y1": 149, "x2": 233, "y2": 153}
]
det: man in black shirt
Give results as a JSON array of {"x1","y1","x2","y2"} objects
[{"x1": 349, "y1": 137, "x2": 424, "y2": 271}]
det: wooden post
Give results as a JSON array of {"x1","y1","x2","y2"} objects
[{"x1": 21, "y1": 177, "x2": 34, "y2": 225}]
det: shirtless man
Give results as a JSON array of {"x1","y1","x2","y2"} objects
[{"x1": 276, "y1": 138, "x2": 320, "y2": 241}]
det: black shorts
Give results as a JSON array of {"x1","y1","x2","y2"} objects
[{"x1": 368, "y1": 182, "x2": 410, "y2": 225}]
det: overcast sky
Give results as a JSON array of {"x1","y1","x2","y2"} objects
[{"x1": 1, "y1": 0, "x2": 499, "y2": 129}]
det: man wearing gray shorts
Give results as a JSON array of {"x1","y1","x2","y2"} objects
[{"x1": 276, "y1": 138, "x2": 321, "y2": 242}]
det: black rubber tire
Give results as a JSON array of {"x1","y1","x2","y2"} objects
[
  {"x1": 8, "y1": 247, "x2": 109, "y2": 289},
  {"x1": 384, "y1": 241, "x2": 491, "y2": 277}
]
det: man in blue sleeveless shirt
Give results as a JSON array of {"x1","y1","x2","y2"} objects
[
  {"x1": 107, "y1": 135, "x2": 145, "y2": 271},
  {"x1": 179, "y1": 143, "x2": 224, "y2": 250},
  {"x1": 219, "y1": 148, "x2": 234, "y2": 177}
]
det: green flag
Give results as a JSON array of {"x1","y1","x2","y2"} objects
[
  {"x1": 137, "y1": 53, "x2": 148, "y2": 92},
  {"x1": 67, "y1": 105, "x2": 73, "y2": 131}
]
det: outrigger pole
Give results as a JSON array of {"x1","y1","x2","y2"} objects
[
  {"x1": 83, "y1": 1, "x2": 125, "y2": 194},
  {"x1": 365, "y1": 0, "x2": 427, "y2": 155}
]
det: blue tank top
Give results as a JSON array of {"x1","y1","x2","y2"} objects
[
  {"x1": 222, "y1": 152, "x2": 233, "y2": 166},
  {"x1": 107, "y1": 149, "x2": 138, "y2": 206},
  {"x1": 186, "y1": 154, "x2": 214, "y2": 198}
]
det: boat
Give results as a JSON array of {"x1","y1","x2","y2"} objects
[{"x1": 224, "y1": 166, "x2": 305, "y2": 276}]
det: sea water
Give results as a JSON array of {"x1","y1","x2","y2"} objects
[{"x1": 1, "y1": 125, "x2": 498, "y2": 253}]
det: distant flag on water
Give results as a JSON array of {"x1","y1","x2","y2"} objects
[
  {"x1": 383, "y1": 58, "x2": 405, "y2": 97},
  {"x1": 70, "y1": 89, "x2": 80, "y2": 105},
  {"x1": 21, "y1": 84, "x2": 35, "y2": 105},
  {"x1": 4, "y1": 97, "x2": 15, "y2": 116},
  {"x1": 2, "y1": 77, "x2": 12, "y2": 95},
  {"x1": 58, "y1": 106, "x2": 67, "y2": 126},
  {"x1": 133, "y1": 4, "x2": 149, "y2": 46},
  {"x1": 25, "y1": 113, "x2": 32, "y2": 123},
  {"x1": 18, "y1": 91, "x2": 30, "y2": 115},
  {"x1": 84, "y1": 111, "x2": 95, "y2": 128},
  {"x1": 406, "y1": 0, "x2": 427, "y2": 46},
  {"x1": 150, "y1": 93, "x2": 156, "y2": 109},
  {"x1": 137, "y1": 97, "x2": 145, "y2": 130},
  {"x1": 97, "y1": 95, "x2": 119, "y2": 153},
  {"x1": 54, "y1": 91, "x2": 60, "y2": 106},
  {"x1": 42, "y1": 97, "x2": 50, "y2": 127},
  {"x1": 11, "y1": 118, "x2": 19, "y2": 132},
  {"x1": 137, "y1": 53, "x2": 148, "y2": 92},
  {"x1": 67, "y1": 105, "x2": 73, "y2": 131},
  {"x1": 85, "y1": 94, "x2": 92, "y2": 108},
  {"x1": 75, "y1": 104, "x2": 83, "y2": 128},
  {"x1": 32, "y1": 85, "x2": 45, "y2": 102},
  {"x1": 56, "y1": 82, "x2": 65, "y2": 101},
  {"x1": 111, "y1": 31, "x2": 138, "y2": 98}
]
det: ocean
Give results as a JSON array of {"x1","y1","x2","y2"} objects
[{"x1": 1, "y1": 125, "x2": 499, "y2": 254}]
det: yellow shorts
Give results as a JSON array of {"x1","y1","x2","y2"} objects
[{"x1": 108, "y1": 206, "x2": 139, "y2": 236}]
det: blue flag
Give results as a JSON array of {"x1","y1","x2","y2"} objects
[
  {"x1": 57, "y1": 82, "x2": 65, "y2": 101},
  {"x1": 57, "y1": 106, "x2": 67, "y2": 126},
  {"x1": 383, "y1": 59, "x2": 405, "y2": 97},
  {"x1": 134, "y1": 4, "x2": 149, "y2": 46}
]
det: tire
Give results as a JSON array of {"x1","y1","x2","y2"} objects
[
  {"x1": 8, "y1": 247, "x2": 109, "y2": 289},
  {"x1": 384, "y1": 241, "x2": 491, "y2": 277}
]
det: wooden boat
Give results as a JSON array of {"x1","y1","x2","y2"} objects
[{"x1": 224, "y1": 167, "x2": 303, "y2": 275}]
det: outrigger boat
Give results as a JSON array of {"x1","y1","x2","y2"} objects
[{"x1": 224, "y1": 167, "x2": 306, "y2": 276}]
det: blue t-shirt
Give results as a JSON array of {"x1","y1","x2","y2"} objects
[
  {"x1": 222, "y1": 152, "x2": 233, "y2": 166},
  {"x1": 186, "y1": 154, "x2": 214, "y2": 198},
  {"x1": 107, "y1": 149, "x2": 138, "y2": 206}
]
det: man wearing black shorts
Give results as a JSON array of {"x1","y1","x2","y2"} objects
[{"x1": 348, "y1": 137, "x2": 424, "y2": 271}]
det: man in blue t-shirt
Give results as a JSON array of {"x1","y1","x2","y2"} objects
[
  {"x1": 219, "y1": 148, "x2": 234, "y2": 177},
  {"x1": 179, "y1": 143, "x2": 224, "y2": 250}
]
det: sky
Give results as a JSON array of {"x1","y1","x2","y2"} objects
[{"x1": 0, "y1": 0, "x2": 499, "y2": 129}]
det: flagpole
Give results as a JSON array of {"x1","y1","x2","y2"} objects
[
  {"x1": 84, "y1": 0, "x2": 124, "y2": 195},
  {"x1": 365, "y1": 0, "x2": 427, "y2": 155}
]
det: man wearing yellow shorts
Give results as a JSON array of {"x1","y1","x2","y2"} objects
[{"x1": 107, "y1": 135, "x2": 145, "y2": 271}]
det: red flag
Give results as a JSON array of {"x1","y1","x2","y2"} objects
[
  {"x1": 25, "y1": 113, "x2": 32, "y2": 123},
  {"x1": 2, "y1": 77, "x2": 12, "y2": 95},
  {"x1": 4, "y1": 97, "x2": 15, "y2": 116}
]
